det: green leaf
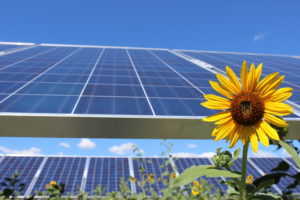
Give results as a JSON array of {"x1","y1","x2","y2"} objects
[
  {"x1": 252, "y1": 179, "x2": 275, "y2": 194},
  {"x1": 171, "y1": 165, "x2": 241, "y2": 187},
  {"x1": 279, "y1": 140, "x2": 300, "y2": 169},
  {"x1": 228, "y1": 148, "x2": 241, "y2": 167},
  {"x1": 250, "y1": 193, "x2": 280, "y2": 200}
]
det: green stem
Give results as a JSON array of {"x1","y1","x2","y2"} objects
[{"x1": 240, "y1": 141, "x2": 249, "y2": 200}]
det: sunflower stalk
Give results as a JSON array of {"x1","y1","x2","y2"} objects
[{"x1": 240, "y1": 140, "x2": 249, "y2": 200}]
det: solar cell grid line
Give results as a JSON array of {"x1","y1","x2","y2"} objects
[
  {"x1": 132, "y1": 157, "x2": 174, "y2": 195},
  {"x1": 74, "y1": 48, "x2": 153, "y2": 115},
  {"x1": 31, "y1": 157, "x2": 86, "y2": 195},
  {"x1": 0, "y1": 47, "x2": 58, "y2": 72},
  {"x1": 126, "y1": 49, "x2": 155, "y2": 115},
  {"x1": 0, "y1": 156, "x2": 44, "y2": 195},
  {"x1": 285, "y1": 157, "x2": 300, "y2": 171},
  {"x1": 85, "y1": 157, "x2": 131, "y2": 195},
  {"x1": 173, "y1": 157, "x2": 227, "y2": 192},
  {"x1": 250, "y1": 157, "x2": 300, "y2": 193},
  {"x1": 70, "y1": 48, "x2": 105, "y2": 113}
]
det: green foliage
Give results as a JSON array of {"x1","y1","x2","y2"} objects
[
  {"x1": 212, "y1": 148, "x2": 233, "y2": 168},
  {"x1": 279, "y1": 141, "x2": 300, "y2": 169},
  {"x1": 172, "y1": 165, "x2": 241, "y2": 187}
]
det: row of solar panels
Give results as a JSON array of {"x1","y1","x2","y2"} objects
[
  {"x1": 0, "y1": 43, "x2": 299, "y2": 117},
  {"x1": 0, "y1": 156, "x2": 299, "y2": 197}
]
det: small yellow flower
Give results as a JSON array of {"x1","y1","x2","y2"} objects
[
  {"x1": 191, "y1": 188, "x2": 199, "y2": 196},
  {"x1": 246, "y1": 175, "x2": 254, "y2": 184},
  {"x1": 170, "y1": 172, "x2": 177, "y2": 178},
  {"x1": 157, "y1": 178, "x2": 161, "y2": 181},
  {"x1": 50, "y1": 181, "x2": 57, "y2": 186},
  {"x1": 201, "y1": 61, "x2": 293, "y2": 152},
  {"x1": 193, "y1": 180, "x2": 199, "y2": 186},
  {"x1": 147, "y1": 174, "x2": 155, "y2": 183},
  {"x1": 45, "y1": 184, "x2": 50, "y2": 189},
  {"x1": 129, "y1": 176, "x2": 136, "y2": 182}
]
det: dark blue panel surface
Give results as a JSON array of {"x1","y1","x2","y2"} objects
[
  {"x1": 0, "y1": 44, "x2": 28, "y2": 52},
  {"x1": 85, "y1": 158, "x2": 131, "y2": 195},
  {"x1": 75, "y1": 97, "x2": 152, "y2": 115},
  {"x1": 251, "y1": 158, "x2": 300, "y2": 193},
  {"x1": 132, "y1": 158, "x2": 174, "y2": 195},
  {"x1": 32, "y1": 157, "x2": 86, "y2": 195},
  {"x1": 0, "y1": 156, "x2": 43, "y2": 195}
]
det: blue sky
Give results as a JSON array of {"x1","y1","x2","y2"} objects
[{"x1": 0, "y1": 1, "x2": 299, "y2": 157}]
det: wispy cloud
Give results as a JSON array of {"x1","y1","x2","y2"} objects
[
  {"x1": 187, "y1": 144, "x2": 198, "y2": 149},
  {"x1": 77, "y1": 138, "x2": 96, "y2": 149},
  {"x1": 253, "y1": 32, "x2": 270, "y2": 42},
  {"x1": 59, "y1": 142, "x2": 71, "y2": 148},
  {"x1": 253, "y1": 150, "x2": 276, "y2": 157},
  {"x1": 109, "y1": 143, "x2": 144, "y2": 155},
  {"x1": 0, "y1": 146, "x2": 42, "y2": 156},
  {"x1": 172, "y1": 152, "x2": 215, "y2": 157}
]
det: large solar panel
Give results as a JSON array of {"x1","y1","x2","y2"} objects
[
  {"x1": 0, "y1": 156, "x2": 299, "y2": 196},
  {"x1": 250, "y1": 157, "x2": 300, "y2": 194},
  {"x1": 0, "y1": 44, "x2": 29, "y2": 52},
  {"x1": 173, "y1": 157, "x2": 228, "y2": 192},
  {"x1": 132, "y1": 157, "x2": 174, "y2": 195},
  {"x1": 31, "y1": 157, "x2": 86, "y2": 195},
  {"x1": 0, "y1": 43, "x2": 299, "y2": 139},
  {"x1": 85, "y1": 157, "x2": 131, "y2": 195},
  {"x1": 0, "y1": 156, "x2": 44, "y2": 195}
]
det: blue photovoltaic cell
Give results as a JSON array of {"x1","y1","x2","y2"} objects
[
  {"x1": 32, "y1": 157, "x2": 86, "y2": 195},
  {"x1": 173, "y1": 157, "x2": 227, "y2": 192},
  {"x1": 85, "y1": 158, "x2": 131, "y2": 195},
  {"x1": 0, "y1": 44, "x2": 30, "y2": 52},
  {"x1": 251, "y1": 158, "x2": 300, "y2": 193},
  {"x1": 132, "y1": 158, "x2": 174, "y2": 195},
  {"x1": 0, "y1": 156, "x2": 44, "y2": 195}
]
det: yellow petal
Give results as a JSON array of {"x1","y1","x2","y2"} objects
[
  {"x1": 256, "y1": 72, "x2": 279, "y2": 92},
  {"x1": 255, "y1": 63, "x2": 263, "y2": 82},
  {"x1": 215, "y1": 116, "x2": 232, "y2": 125},
  {"x1": 246, "y1": 63, "x2": 256, "y2": 91},
  {"x1": 260, "y1": 75, "x2": 285, "y2": 95},
  {"x1": 215, "y1": 120, "x2": 237, "y2": 141},
  {"x1": 229, "y1": 128, "x2": 240, "y2": 148},
  {"x1": 216, "y1": 73, "x2": 239, "y2": 95},
  {"x1": 264, "y1": 113, "x2": 288, "y2": 127},
  {"x1": 203, "y1": 94, "x2": 230, "y2": 102},
  {"x1": 268, "y1": 87, "x2": 294, "y2": 102},
  {"x1": 264, "y1": 102, "x2": 293, "y2": 116},
  {"x1": 256, "y1": 123, "x2": 269, "y2": 147},
  {"x1": 259, "y1": 121, "x2": 280, "y2": 141},
  {"x1": 209, "y1": 81, "x2": 233, "y2": 99},
  {"x1": 226, "y1": 66, "x2": 241, "y2": 91},
  {"x1": 212, "y1": 120, "x2": 232, "y2": 136},
  {"x1": 260, "y1": 89, "x2": 275, "y2": 100},
  {"x1": 201, "y1": 100, "x2": 231, "y2": 110},
  {"x1": 202, "y1": 111, "x2": 231, "y2": 122},
  {"x1": 240, "y1": 61, "x2": 248, "y2": 90},
  {"x1": 250, "y1": 128, "x2": 259, "y2": 153}
]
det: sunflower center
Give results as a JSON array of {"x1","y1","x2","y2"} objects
[{"x1": 231, "y1": 92, "x2": 264, "y2": 126}]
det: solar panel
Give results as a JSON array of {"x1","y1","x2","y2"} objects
[
  {"x1": 173, "y1": 157, "x2": 227, "y2": 192},
  {"x1": 0, "y1": 43, "x2": 299, "y2": 139},
  {"x1": 85, "y1": 157, "x2": 131, "y2": 195},
  {"x1": 0, "y1": 156, "x2": 44, "y2": 195},
  {"x1": 132, "y1": 157, "x2": 174, "y2": 195},
  {"x1": 250, "y1": 158, "x2": 300, "y2": 194},
  {"x1": 31, "y1": 157, "x2": 86, "y2": 195}
]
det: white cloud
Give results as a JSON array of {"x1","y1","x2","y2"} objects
[
  {"x1": 187, "y1": 144, "x2": 198, "y2": 149},
  {"x1": 253, "y1": 32, "x2": 270, "y2": 41},
  {"x1": 59, "y1": 142, "x2": 71, "y2": 148},
  {"x1": 172, "y1": 152, "x2": 215, "y2": 157},
  {"x1": 0, "y1": 146, "x2": 42, "y2": 156},
  {"x1": 109, "y1": 143, "x2": 144, "y2": 155},
  {"x1": 253, "y1": 150, "x2": 277, "y2": 157},
  {"x1": 77, "y1": 138, "x2": 96, "y2": 149}
]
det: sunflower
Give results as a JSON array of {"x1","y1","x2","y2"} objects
[{"x1": 201, "y1": 61, "x2": 293, "y2": 152}]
